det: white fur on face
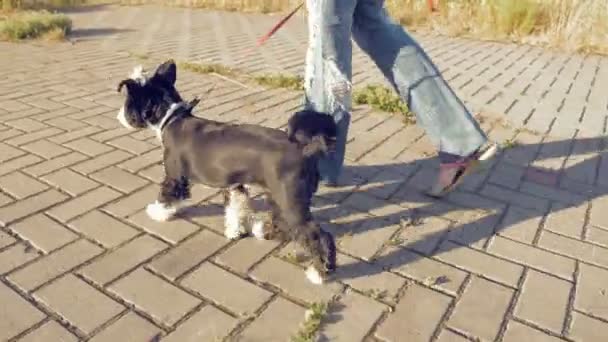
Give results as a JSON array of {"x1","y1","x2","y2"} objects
[
  {"x1": 146, "y1": 201, "x2": 177, "y2": 222},
  {"x1": 306, "y1": 265, "x2": 324, "y2": 285},
  {"x1": 117, "y1": 105, "x2": 134, "y2": 130},
  {"x1": 224, "y1": 190, "x2": 248, "y2": 240}
]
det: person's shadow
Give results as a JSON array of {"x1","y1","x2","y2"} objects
[{"x1": 309, "y1": 135, "x2": 606, "y2": 282}]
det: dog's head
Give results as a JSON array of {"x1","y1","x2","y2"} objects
[{"x1": 116, "y1": 60, "x2": 182, "y2": 130}]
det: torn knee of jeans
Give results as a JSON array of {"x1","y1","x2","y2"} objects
[{"x1": 326, "y1": 59, "x2": 352, "y2": 113}]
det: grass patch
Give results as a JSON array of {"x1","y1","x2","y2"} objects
[
  {"x1": 137, "y1": 0, "x2": 608, "y2": 55},
  {"x1": 181, "y1": 60, "x2": 412, "y2": 119},
  {"x1": 252, "y1": 73, "x2": 304, "y2": 91},
  {"x1": 353, "y1": 84, "x2": 412, "y2": 121},
  {"x1": 0, "y1": 10, "x2": 71, "y2": 40},
  {"x1": 179, "y1": 61, "x2": 239, "y2": 77},
  {"x1": 291, "y1": 302, "x2": 328, "y2": 342}
]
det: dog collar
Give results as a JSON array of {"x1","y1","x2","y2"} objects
[{"x1": 155, "y1": 98, "x2": 200, "y2": 141}]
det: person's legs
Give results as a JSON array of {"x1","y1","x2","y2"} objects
[
  {"x1": 351, "y1": 0, "x2": 496, "y2": 196},
  {"x1": 303, "y1": 0, "x2": 358, "y2": 185}
]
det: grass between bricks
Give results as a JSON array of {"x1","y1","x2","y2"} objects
[
  {"x1": 0, "y1": 10, "x2": 72, "y2": 41},
  {"x1": 179, "y1": 61, "x2": 413, "y2": 121},
  {"x1": 291, "y1": 301, "x2": 328, "y2": 342}
]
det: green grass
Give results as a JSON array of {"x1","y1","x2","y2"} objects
[
  {"x1": 252, "y1": 73, "x2": 304, "y2": 91},
  {"x1": 0, "y1": 10, "x2": 72, "y2": 40},
  {"x1": 353, "y1": 84, "x2": 412, "y2": 121},
  {"x1": 179, "y1": 61, "x2": 239, "y2": 77},
  {"x1": 181, "y1": 60, "x2": 413, "y2": 119},
  {"x1": 291, "y1": 302, "x2": 328, "y2": 342}
]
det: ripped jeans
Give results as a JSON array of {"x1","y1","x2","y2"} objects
[{"x1": 303, "y1": 0, "x2": 488, "y2": 183}]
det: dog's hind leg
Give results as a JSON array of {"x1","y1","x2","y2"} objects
[
  {"x1": 221, "y1": 185, "x2": 252, "y2": 240},
  {"x1": 269, "y1": 179, "x2": 336, "y2": 285},
  {"x1": 147, "y1": 152, "x2": 190, "y2": 222}
]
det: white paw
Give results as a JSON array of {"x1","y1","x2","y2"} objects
[
  {"x1": 146, "y1": 201, "x2": 176, "y2": 222},
  {"x1": 224, "y1": 226, "x2": 244, "y2": 240},
  {"x1": 251, "y1": 220, "x2": 266, "y2": 240},
  {"x1": 306, "y1": 266, "x2": 324, "y2": 285}
]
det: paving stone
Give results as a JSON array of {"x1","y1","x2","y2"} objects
[
  {"x1": 376, "y1": 283, "x2": 451, "y2": 342},
  {"x1": 63, "y1": 137, "x2": 114, "y2": 157},
  {"x1": 0, "y1": 172, "x2": 48, "y2": 199},
  {"x1": 102, "y1": 184, "x2": 159, "y2": 218},
  {"x1": 8, "y1": 239, "x2": 103, "y2": 291},
  {"x1": 503, "y1": 320, "x2": 563, "y2": 342},
  {"x1": 0, "y1": 229, "x2": 16, "y2": 248},
  {"x1": 34, "y1": 274, "x2": 124, "y2": 334},
  {"x1": 392, "y1": 216, "x2": 451, "y2": 256},
  {"x1": 162, "y1": 305, "x2": 238, "y2": 342},
  {"x1": 41, "y1": 168, "x2": 100, "y2": 196},
  {"x1": 488, "y1": 236, "x2": 576, "y2": 281},
  {"x1": 539, "y1": 231, "x2": 608, "y2": 267},
  {"x1": 22, "y1": 140, "x2": 71, "y2": 159},
  {"x1": 107, "y1": 136, "x2": 155, "y2": 154},
  {"x1": 90, "y1": 166, "x2": 149, "y2": 193},
  {"x1": 250, "y1": 257, "x2": 342, "y2": 304},
  {"x1": 0, "y1": 281, "x2": 46, "y2": 341},
  {"x1": 47, "y1": 187, "x2": 122, "y2": 223},
  {"x1": 127, "y1": 210, "x2": 199, "y2": 244},
  {"x1": 150, "y1": 230, "x2": 227, "y2": 280},
  {"x1": 569, "y1": 311, "x2": 608, "y2": 342},
  {"x1": 237, "y1": 297, "x2": 306, "y2": 341},
  {"x1": 333, "y1": 252, "x2": 405, "y2": 303},
  {"x1": 0, "y1": 142, "x2": 25, "y2": 163},
  {"x1": 543, "y1": 202, "x2": 587, "y2": 239},
  {"x1": 587, "y1": 226, "x2": 608, "y2": 248},
  {"x1": 5, "y1": 118, "x2": 48, "y2": 132},
  {"x1": 435, "y1": 240, "x2": 524, "y2": 287},
  {"x1": 321, "y1": 290, "x2": 385, "y2": 342},
  {"x1": 0, "y1": 243, "x2": 39, "y2": 274},
  {"x1": 480, "y1": 184, "x2": 549, "y2": 212},
  {"x1": 182, "y1": 262, "x2": 272, "y2": 316},
  {"x1": 18, "y1": 320, "x2": 78, "y2": 342},
  {"x1": 575, "y1": 263, "x2": 608, "y2": 321},
  {"x1": 108, "y1": 268, "x2": 201, "y2": 326},
  {"x1": 67, "y1": 210, "x2": 139, "y2": 248},
  {"x1": 514, "y1": 270, "x2": 571, "y2": 333},
  {"x1": 88, "y1": 312, "x2": 161, "y2": 342},
  {"x1": 378, "y1": 246, "x2": 467, "y2": 296},
  {"x1": 448, "y1": 276, "x2": 514, "y2": 341},
  {"x1": 215, "y1": 236, "x2": 280, "y2": 274},
  {"x1": 497, "y1": 206, "x2": 542, "y2": 244},
  {"x1": 71, "y1": 150, "x2": 133, "y2": 175},
  {"x1": 0, "y1": 155, "x2": 42, "y2": 178},
  {"x1": 436, "y1": 329, "x2": 469, "y2": 342},
  {"x1": 0, "y1": 190, "x2": 69, "y2": 227},
  {"x1": 117, "y1": 149, "x2": 162, "y2": 172},
  {"x1": 80, "y1": 235, "x2": 168, "y2": 286},
  {"x1": 22, "y1": 152, "x2": 87, "y2": 177},
  {"x1": 8, "y1": 214, "x2": 77, "y2": 253}
]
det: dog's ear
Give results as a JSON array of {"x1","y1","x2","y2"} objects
[
  {"x1": 152, "y1": 59, "x2": 177, "y2": 86},
  {"x1": 117, "y1": 79, "x2": 139, "y2": 94}
]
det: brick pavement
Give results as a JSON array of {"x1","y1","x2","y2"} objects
[
  {"x1": 62, "y1": 4, "x2": 608, "y2": 138},
  {"x1": 1, "y1": 4, "x2": 608, "y2": 342}
]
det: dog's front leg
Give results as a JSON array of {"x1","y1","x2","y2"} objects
[{"x1": 146, "y1": 155, "x2": 190, "y2": 222}]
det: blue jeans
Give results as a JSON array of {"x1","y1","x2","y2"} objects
[{"x1": 302, "y1": 0, "x2": 488, "y2": 183}]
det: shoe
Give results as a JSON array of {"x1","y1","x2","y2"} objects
[{"x1": 427, "y1": 142, "x2": 498, "y2": 198}]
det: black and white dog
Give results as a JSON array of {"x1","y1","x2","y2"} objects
[{"x1": 116, "y1": 60, "x2": 337, "y2": 284}]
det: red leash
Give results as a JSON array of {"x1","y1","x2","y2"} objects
[{"x1": 256, "y1": 2, "x2": 305, "y2": 47}]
